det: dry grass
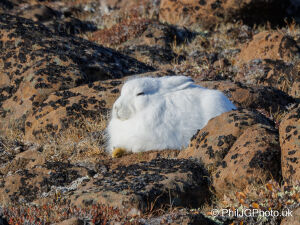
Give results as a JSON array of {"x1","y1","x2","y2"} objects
[{"x1": 41, "y1": 116, "x2": 108, "y2": 162}]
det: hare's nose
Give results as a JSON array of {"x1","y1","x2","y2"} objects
[
  {"x1": 113, "y1": 104, "x2": 122, "y2": 119},
  {"x1": 113, "y1": 104, "x2": 120, "y2": 112}
]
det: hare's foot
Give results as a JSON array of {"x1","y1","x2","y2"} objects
[{"x1": 112, "y1": 147, "x2": 127, "y2": 158}]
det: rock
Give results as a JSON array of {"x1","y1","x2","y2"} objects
[
  {"x1": 213, "y1": 124, "x2": 281, "y2": 194},
  {"x1": 198, "y1": 80, "x2": 295, "y2": 117},
  {"x1": 0, "y1": 160, "x2": 91, "y2": 205},
  {"x1": 55, "y1": 218, "x2": 84, "y2": 225},
  {"x1": 236, "y1": 59, "x2": 300, "y2": 94},
  {"x1": 238, "y1": 31, "x2": 300, "y2": 64},
  {"x1": 69, "y1": 158, "x2": 211, "y2": 214},
  {"x1": 291, "y1": 81, "x2": 300, "y2": 99},
  {"x1": 0, "y1": 149, "x2": 212, "y2": 215},
  {"x1": 281, "y1": 207, "x2": 300, "y2": 225},
  {"x1": 0, "y1": 14, "x2": 153, "y2": 135},
  {"x1": 279, "y1": 105, "x2": 300, "y2": 185},
  {"x1": 159, "y1": 0, "x2": 289, "y2": 28},
  {"x1": 24, "y1": 79, "x2": 122, "y2": 141},
  {"x1": 178, "y1": 109, "x2": 272, "y2": 169},
  {"x1": 179, "y1": 109, "x2": 281, "y2": 195}
]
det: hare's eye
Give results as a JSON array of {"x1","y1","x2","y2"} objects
[{"x1": 136, "y1": 92, "x2": 145, "y2": 96}]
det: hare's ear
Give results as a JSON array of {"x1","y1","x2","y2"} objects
[{"x1": 160, "y1": 76, "x2": 195, "y2": 91}]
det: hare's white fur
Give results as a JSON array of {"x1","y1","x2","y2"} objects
[{"x1": 106, "y1": 76, "x2": 236, "y2": 153}]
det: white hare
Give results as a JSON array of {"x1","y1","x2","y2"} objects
[{"x1": 106, "y1": 76, "x2": 236, "y2": 154}]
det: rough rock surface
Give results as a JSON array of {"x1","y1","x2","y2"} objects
[
  {"x1": 199, "y1": 80, "x2": 295, "y2": 113},
  {"x1": 24, "y1": 79, "x2": 122, "y2": 140},
  {"x1": 279, "y1": 105, "x2": 300, "y2": 184},
  {"x1": 70, "y1": 158, "x2": 211, "y2": 213},
  {"x1": 159, "y1": 0, "x2": 289, "y2": 28},
  {"x1": 0, "y1": 148, "x2": 211, "y2": 216},
  {"x1": 179, "y1": 109, "x2": 281, "y2": 194},
  {"x1": 236, "y1": 59, "x2": 300, "y2": 95},
  {"x1": 213, "y1": 124, "x2": 281, "y2": 194},
  {"x1": 0, "y1": 151, "x2": 91, "y2": 205},
  {"x1": 0, "y1": 14, "x2": 153, "y2": 134},
  {"x1": 179, "y1": 109, "x2": 272, "y2": 168},
  {"x1": 238, "y1": 31, "x2": 300, "y2": 64}
]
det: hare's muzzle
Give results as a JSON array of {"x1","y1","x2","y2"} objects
[{"x1": 113, "y1": 104, "x2": 131, "y2": 121}]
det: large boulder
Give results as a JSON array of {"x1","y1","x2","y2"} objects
[
  {"x1": 0, "y1": 151, "x2": 91, "y2": 205},
  {"x1": 198, "y1": 80, "x2": 295, "y2": 115},
  {"x1": 238, "y1": 31, "x2": 300, "y2": 64},
  {"x1": 0, "y1": 147, "x2": 212, "y2": 217},
  {"x1": 24, "y1": 79, "x2": 122, "y2": 141},
  {"x1": 179, "y1": 109, "x2": 281, "y2": 194},
  {"x1": 179, "y1": 109, "x2": 272, "y2": 168},
  {"x1": 236, "y1": 59, "x2": 300, "y2": 95},
  {"x1": 213, "y1": 124, "x2": 280, "y2": 194},
  {"x1": 279, "y1": 105, "x2": 300, "y2": 185},
  {"x1": 69, "y1": 158, "x2": 211, "y2": 214},
  {"x1": 0, "y1": 14, "x2": 153, "y2": 135},
  {"x1": 235, "y1": 31, "x2": 300, "y2": 94}
]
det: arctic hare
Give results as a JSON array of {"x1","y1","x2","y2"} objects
[{"x1": 107, "y1": 76, "x2": 236, "y2": 154}]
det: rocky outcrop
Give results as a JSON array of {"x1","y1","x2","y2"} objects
[
  {"x1": 179, "y1": 109, "x2": 281, "y2": 194},
  {"x1": 179, "y1": 109, "x2": 271, "y2": 165},
  {"x1": 279, "y1": 105, "x2": 300, "y2": 185},
  {"x1": 70, "y1": 158, "x2": 211, "y2": 213},
  {"x1": 236, "y1": 59, "x2": 300, "y2": 93},
  {"x1": 0, "y1": 14, "x2": 153, "y2": 135},
  {"x1": 24, "y1": 79, "x2": 122, "y2": 141},
  {"x1": 0, "y1": 150, "x2": 91, "y2": 205},
  {"x1": 213, "y1": 124, "x2": 280, "y2": 194},
  {"x1": 0, "y1": 147, "x2": 212, "y2": 217},
  {"x1": 235, "y1": 31, "x2": 300, "y2": 94},
  {"x1": 198, "y1": 80, "x2": 295, "y2": 115},
  {"x1": 238, "y1": 31, "x2": 300, "y2": 64}
]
